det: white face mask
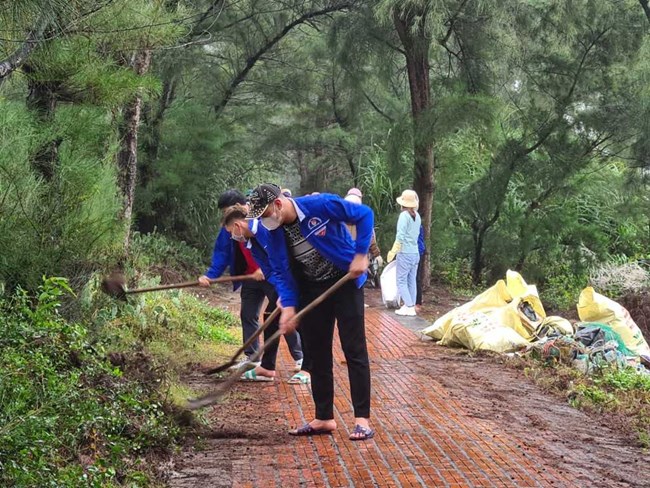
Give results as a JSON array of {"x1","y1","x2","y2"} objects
[
  {"x1": 230, "y1": 225, "x2": 246, "y2": 242},
  {"x1": 261, "y1": 206, "x2": 282, "y2": 231}
]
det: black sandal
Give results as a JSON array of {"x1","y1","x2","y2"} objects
[
  {"x1": 349, "y1": 424, "x2": 375, "y2": 441},
  {"x1": 288, "y1": 423, "x2": 335, "y2": 436}
]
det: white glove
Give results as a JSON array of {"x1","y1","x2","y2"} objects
[{"x1": 376, "y1": 255, "x2": 384, "y2": 268}]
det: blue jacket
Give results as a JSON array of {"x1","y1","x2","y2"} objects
[
  {"x1": 244, "y1": 219, "x2": 276, "y2": 287},
  {"x1": 265, "y1": 193, "x2": 374, "y2": 307},
  {"x1": 418, "y1": 225, "x2": 426, "y2": 255},
  {"x1": 204, "y1": 227, "x2": 251, "y2": 290}
]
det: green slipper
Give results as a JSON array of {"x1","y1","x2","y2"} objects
[
  {"x1": 288, "y1": 371, "x2": 310, "y2": 384},
  {"x1": 240, "y1": 369, "x2": 274, "y2": 382}
]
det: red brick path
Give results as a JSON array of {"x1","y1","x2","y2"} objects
[{"x1": 231, "y1": 308, "x2": 575, "y2": 488}]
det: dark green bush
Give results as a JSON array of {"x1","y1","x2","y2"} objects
[{"x1": 0, "y1": 278, "x2": 179, "y2": 487}]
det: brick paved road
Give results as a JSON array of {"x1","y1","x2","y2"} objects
[{"x1": 229, "y1": 308, "x2": 576, "y2": 488}]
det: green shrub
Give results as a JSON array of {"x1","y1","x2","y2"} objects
[
  {"x1": 596, "y1": 367, "x2": 650, "y2": 392},
  {"x1": 0, "y1": 102, "x2": 122, "y2": 292},
  {"x1": 540, "y1": 263, "x2": 588, "y2": 311},
  {"x1": 129, "y1": 231, "x2": 206, "y2": 277},
  {"x1": 0, "y1": 277, "x2": 179, "y2": 487},
  {"x1": 569, "y1": 383, "x2": 619, "y2": 412},
  {"x1": 435, "y1": 258, "x2": 478, "y2": 296},
  {"x1": 91, "y1": 281, "x2": 239, "y2": 372}
]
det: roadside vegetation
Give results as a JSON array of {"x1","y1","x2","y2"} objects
[
  {"x1": 513, "y1": 360, "x2": 650, "y2": 449},
  {"x1": 3, "y1": 0, "x2": 650, "y2": 485},
  {"x1": 0, "y1": 235, "x2": 239, "y2": 487}
]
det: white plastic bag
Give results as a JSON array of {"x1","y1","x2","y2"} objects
[{"x1": 380, "y1": 260, "x2": 401, "y2": 309}]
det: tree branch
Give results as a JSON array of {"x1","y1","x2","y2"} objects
[
  {"x1": 0, "y1": 16, "x2": 49, "y2": 87},
  {"x1": 362, "y1": 89, "x2": 394, "y2": 123},
  {"x1": 640, "y1": 0, "x2": 650, "y2": 23},
  {"x1": 214, "y1": 2, "x2": 352, "y2": 116},
  {"x1": 438, "y1": 0, "x2": 470, "y2": 47},
  {"x1": 193, "y1": 0, "x2": 226, "y2": 31},
  {"x1": 524, "y1": 28, "x2": 609, "y2": 155},
  {"x1": 369, "y1": 32, "x2": 405, "y2": 55}
]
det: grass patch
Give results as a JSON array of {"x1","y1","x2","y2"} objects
[
  {"x1": 0, "y1": 275, "x2": 240, "y2": 487},
  {"x1": 511, "y1": 356, "x2": 650, "y2": 447},
  {"x1": 97, "y1": 289, "x2": 239, "y2": 373}
]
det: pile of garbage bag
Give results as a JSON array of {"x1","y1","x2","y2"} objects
[{"x1": 421, "y1": 270, "x2": 650, "y2": 373}]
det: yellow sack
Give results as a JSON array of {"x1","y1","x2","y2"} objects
[
  {"x1": 421, "y1": 270, "x2": 545, "y2": 341},
  {"x1": 440, "y1": 312, "x2": 529, "y2": 352},
  {"x1": 537, "y1": 316, "x2": 574, "y2": 337},
  {"x1": 487, "y1": 296, "x2": 544, "y2": 342},
  {"x1": 577, "y1": 287, "x2": 650, "y2": 357},
  {"x1": 505, "y1": 269, "x2": 528, "y2": 297},
  {"x1": 421, "y1": 279, "x2": 512, "y2": 340}
]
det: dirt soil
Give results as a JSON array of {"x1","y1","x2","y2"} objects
[
  {"x1": 420, "y1": 352, "x2": 648, "y2": 487},
  {"x1": 389, "y1": 285, "x2": 650, "y2": 487},
  {"x1": 169, "y1": 283, "x2": 281, "y2": 487},
  {"x1": 168, "y1": 373, "x2": 287, "y2": 488},
  {"x1": 169, "y1": 283, "x2": 649, "y2": 487}
]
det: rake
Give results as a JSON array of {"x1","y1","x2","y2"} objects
[
  {"x1": 100, "y1": 273, "x2": 259, "y2": 301},
  {"x1": 186, "y1": 273, "x2": 353, "y2": 410},
  {"x1": 203, "y1": 307, "x2": 282, "y2": 376}
]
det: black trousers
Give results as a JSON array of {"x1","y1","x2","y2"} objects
[
  {"x1": 240, "y1": 280, "x2": 302, "y2": 368},
  {"x1": 260, "y1": 303, "x2": 303, "y2": 371},
  {"x1": 416, "y1": 256, "x2": 425, "y2": 306},
  {"x1": 298, "y1": 279, "x2": 371, "y2": 420}
]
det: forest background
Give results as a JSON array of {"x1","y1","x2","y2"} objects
[
  {"x1": 2, "y1": 0, "x2": 650, "y2": 304},
  {"x1": 3, "y1": 1, "x2": 650, "y2": 485}
]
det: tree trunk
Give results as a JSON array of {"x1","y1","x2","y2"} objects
[
  {"x1": 24, "y1": 63, "x2": 61, "y2": 180},
  {"x1": 117, "y1": 49, "x2": 152, "y2": 250},
  {"x1": 394, "y1": 8, "x2": 434, "y2": 292},
  {"x1": 346, "y1": 153, "x2": 360, "y2": 187},
  {"x1": 140, "y1": 77, "x2": 176, "y2": 186},
  {"x1": 471, "y1": 224, "x2": 486, "y2": 285}
]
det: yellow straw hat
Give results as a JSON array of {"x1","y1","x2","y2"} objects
[{"x1": 396, "y1": 189, "x2": 419, "y2": 208}]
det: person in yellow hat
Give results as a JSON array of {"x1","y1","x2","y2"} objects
[{"x1": 387, "y1": 190, "x2": 421, "y2": 316}]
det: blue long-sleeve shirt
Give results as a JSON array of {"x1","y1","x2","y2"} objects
[
  {"x1": 204, "y1": 227, "x2": 250, "y2": 291},
  {"x1": 264, "y1": 193, "x2": 374, "y2": 307},
  {"x1": 245, "y1": 219, "x2": 276, "y2": 287},
  {"x1": 205, "y1": 227, "x2": 232, "y2": 279},
  {"x1": 418, "y1": 225, "x2": 426, "y2": 255},
  {"x1": 396, "y1": 210, "x2": 421, "y2": 254}
]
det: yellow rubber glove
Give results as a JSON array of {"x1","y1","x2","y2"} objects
[{"x1": 387, "y1": 241, "x2": 401, "y2": 263}]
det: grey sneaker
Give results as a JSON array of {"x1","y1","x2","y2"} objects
[
  {"x1": 230, "y1": 357, "x2": 260, "y2": 372},
  {"x1": 294, "y1": 358, "x2": 303, "y2": 372}
]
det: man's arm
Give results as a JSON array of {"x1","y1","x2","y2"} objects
[
  {"x1": 262, "y1": 227, "x2": 302, "y2": 333},
  {"x1": 316, "y1": 195, "x2": 374, "y2": 255},
  {"x1": 263, "y1": 226, "x2": 300, "y2": 308},
  {"x1": 204, "y1": 227, "x2": 232, "y2": 279}
]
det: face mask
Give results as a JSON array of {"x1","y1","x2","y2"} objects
[
  {"x1": 261, "y1": 207, "x2": 282, "y2": 231},
  {"x1": 231, "y1": 226, "x2": 246, "y2": 242}
]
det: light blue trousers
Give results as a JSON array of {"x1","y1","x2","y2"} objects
[{"x1": 396, "y1": 253, "x2": 420, "y2": 307}]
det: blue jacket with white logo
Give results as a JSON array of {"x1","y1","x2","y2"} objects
[{"x1": 265, "y1": 193, "x2": 374, "y2": 307}]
